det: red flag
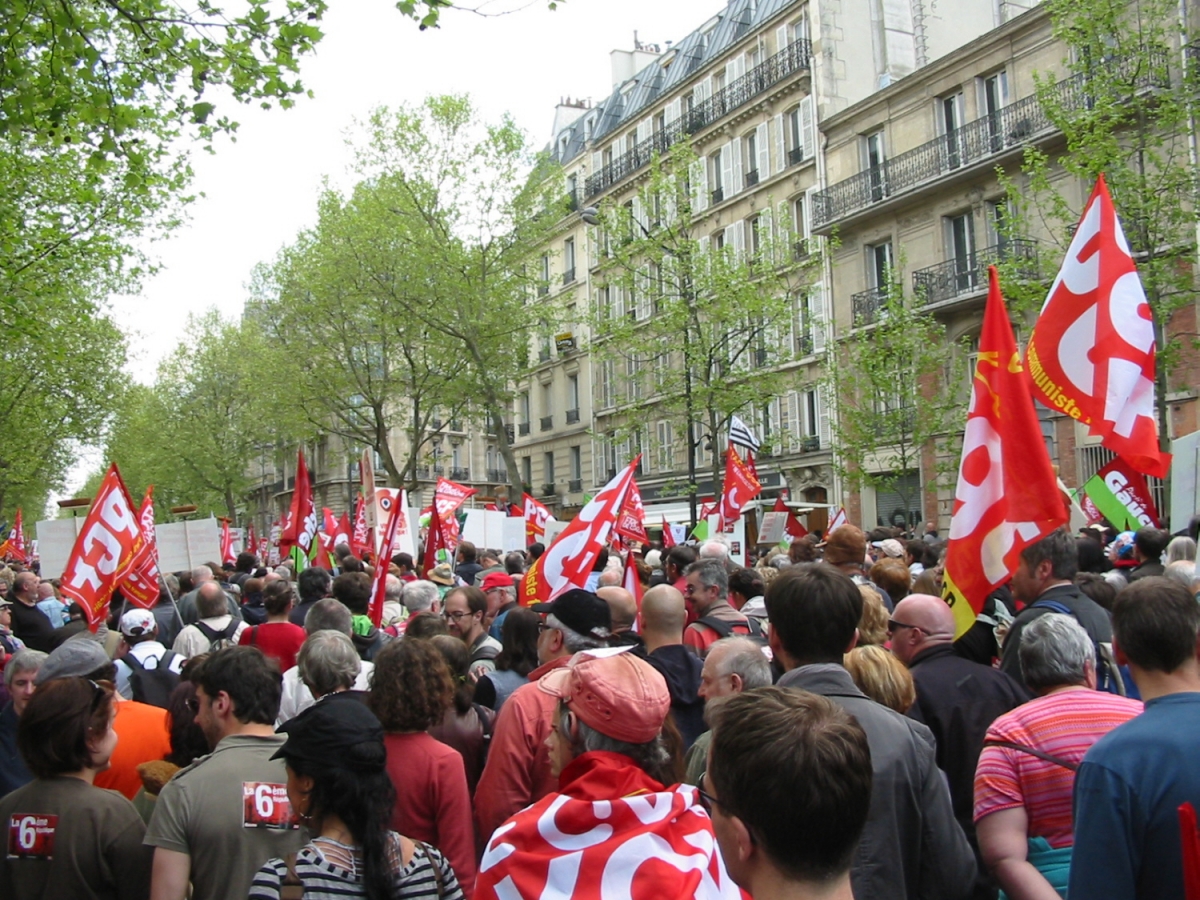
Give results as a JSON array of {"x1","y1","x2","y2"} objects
[
  {"x1": 220, "y1": 519, "x2": 235, "y2": 566},
  {"x1": 368, "y1": 498, "x2": 402, "y2": 627},
  {"x1": 772, "y1": 497, "x2": 809, "y2": 540},
  {"x1": 615, "y1": 479, "x2": 649, "y2": 544},
  {"x1": 247, "y1": 522, "x2": 258, "y2": 560},
  {"x1": 60, "y1": 464, "x2": 146, "y2": 631},
  {"x1": 944, "y1": 267, "x2": 1068, "y2": 636},
  {"x1": 520, "y1": 458, "x2": 640, "y2": 606},
  {"x1": 827, "y1": 507, "x2": 848, "y2": 534},
  {"x1": 279, "y1": 450, "x2": 316, "y2": 557},
  {"x1": 523, "y1": 493, "x2": 554, "y2": 545},
  {"x1": 0, "y1": 508, "x2": 26, "y2": 563},
  {"x1": 422, "y1": 499, "x2": 449, "y2": 576},
  {"x1": 719, "y1": 445, "x2": 761, "y2": 527},
  {"x1": 351, "y1": 495, "x2": 369, "y2": 558},
  {"x1": 118, "y1": 487, "x2": 161, "y2": 609},
  {"x1": 661, "y1": 516, "x2": 677, "y2": 549},
  {"x1": 434, "y1": 477, "x2": 475, "y2": 550},
  {"x1": 1027, "y1": 174, "x2": 1170, "y2": 477},
  {"x1": 257, "y1": 538, "x2": 270, "y2": 565},
  {"x1": 622, "y1": 550, "x2": 644, "y2": 611}
]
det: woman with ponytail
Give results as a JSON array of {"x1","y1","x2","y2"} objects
[{"x1": 248, "y1": 697, "x2": 464, "y2": 900}]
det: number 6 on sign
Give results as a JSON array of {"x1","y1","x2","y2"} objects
[
  {"x1": 8, "y1": 814, "x2": 58, "y2": 859},
  {"x1": 242, "y1": 783, "x2": 297, "y2": 830}
]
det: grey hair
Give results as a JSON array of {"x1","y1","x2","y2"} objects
[
  {"x1": 710, "y1": 636, "x2": 773, "y2": 689},
  {"x1": 384, "y1": 574, "x2": 403, "y2": 602},
  {"x1": 1165, "y1": 560, "x2": 1195, "y2": 588},
  {"x1": 684, "y1": 557, "x2": 729, "y2": 600},
  {"x1": 546, "y1": 613, "x2": 608, "y2": 652},
  {"x1": 570, "y1": 708, "x2": 670, "y2": 774},
  {"x1": 768, "y1": 554, "x2": 791, "y2": 569},
  {"x1": 304, "y1": 598, "x2": 353, "y2": 636},
  {"x1": 1019, "y1": 612, "x2": 1094, "y2": 691},
  {"x1": 274, "y1": 566, "x2": 293, "y2": 581},
  {"x1": 699, "y1": 540, "x2": 730, "y2": 560},
  {"x1": 403, "y1": 580, "x2": 440, "y2": 613},
  {"x1": 298, "y1": 630, "x2": 361, "y2": 697},
  {"x1": 1166, "y1": 536, "x2": 1197, "y2": 565},
  {"x1": 191, "y1": 565, "x2": 213, "y2": 584},
  {"x1": 4, "y1": 649, "x2": 47, "y2": 688}
]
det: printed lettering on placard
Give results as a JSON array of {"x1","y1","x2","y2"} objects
[
  {"x1": 8, "y1": 814, "x2": 57, "y2": 859},
  {"x1": 242, "y1": 782, "x2": 298, "y2": 830}
]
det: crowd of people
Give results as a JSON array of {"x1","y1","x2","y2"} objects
[{"x1": 0, "y1": 520, "x2": 1197, "y2": 900}]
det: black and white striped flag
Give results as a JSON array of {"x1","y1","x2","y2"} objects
[{"x1": 728, "y1": 415, "x2": 760, "y2": 452}]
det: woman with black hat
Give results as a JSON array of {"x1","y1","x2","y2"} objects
[{"x1": 248, "y1": 697, "x2": 464, "y2": 900}]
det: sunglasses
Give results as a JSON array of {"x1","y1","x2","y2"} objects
[
  {"x1": 695, "y1": 770, "x2": 723, "y2": 816},
  {"x1": 887, "y1": 619, "x2": 922, "y2": 635}
]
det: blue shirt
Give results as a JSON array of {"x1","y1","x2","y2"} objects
[{"x1": 1069, "y1": 691, "x2": 1200, "y2": 900}]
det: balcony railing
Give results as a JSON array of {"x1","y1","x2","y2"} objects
[
  {"x1": 710, "y1": 187, "x2": 725, "y2": 205},
  {"x1": 543, "y1": 483, "x2": 557, "y2": 497},
  {"x1": 568, "y1": 479, "x2": 583, "y2": 492},
  {"x1": 562, "y1": 267, "x2": 576, "y2": 285},
  {"x1": 851, "y1": 286, "x2": 891, "y2": 326},
  {"x1": 745, "y1": 169, "x2": 759, "y2": 188},
  {"x1": 584, "y1": 39, "x2": 813, "y2": 198},
  {"x1": 800, "y1": 435, "x2": 821, "y2": 453},
  {"x1": 540, "y1": 415, "x2": 554, "y2": 431},
  {"x1": 486, "y1": 468, "x2": 508, "y2": 483},
  {"x1": 450, "y1": 467, "x2": 470, "y2": 481},
  {"x1": 539, "y1": 347, "x2": 551, "y2": 362},
  {"x1": 813, "y1": 55, "x2": 1169, "y2": 229},
  {"x1": 538, "y1": 284, "x2": 549, "y2": 297},
  {"x1": 912, "y1": 239, "x2": 1040, "y2": 306},
  {"x1": 518, "y1": 422, "x2": 531, "y2": 436},
  {"x1": 565, "y1": 408, "x2": 580, "y2": 424}
]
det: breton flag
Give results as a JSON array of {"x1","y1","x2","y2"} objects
[
  {"x1": 728, "y1": 415, "x2": 761, "y2": 452},
  {"x1": 1026, "y1": 174, "x2": 1171, "y2": 477},
  {"x1": 943, "y1": 268, "x2": 1067, "y2": 636},
  {"x1": 520, "y1": 458, "x2": 639, "y2": 605}
]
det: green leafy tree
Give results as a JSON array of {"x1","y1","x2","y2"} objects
[
  {"x1": 589, "y1": 142, "x2": 817, "y2": 522},
  {"x1": 821, "y1": 286, "x2": 962, "y2": 528}
]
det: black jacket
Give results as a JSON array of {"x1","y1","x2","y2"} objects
[
  {"x1": 1000, "y1": 582, "x2": 1112, "y2": 691},
  {"x1": 778, "y1": 664, "x2": 976, "y2": 900},
  {"x1": 643, "y1": 644, "x2": 706, "y2": 750},
  {"x1": 8, "y1": 600, "x2": 56, "y2": 652}
]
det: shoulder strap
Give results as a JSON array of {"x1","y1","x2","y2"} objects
[
  {"x1": 250, "y1": 625, "x2": 259, "y2": 646},
  {"x1": 220, "y1": 619, "x2": 239, "y2": 640},
  {"x1": 1030, "y1": 598, "x2": 1073, "y2": 617},
  {"x1": 412, "y1": 840, "x2": 445, "y2": 900},
  {"x1": 159, "y1": 651, "x2": 179, "y2": 672},
  {"x1": 123, "y1": 652, "x2": 145, "y2": 672},
  {"x1": 194, "y1": 621, "x2": 218, "y2": 642},
  {"x1": 983, "y1": 738, "x2": 1079, "y2": 771},
  {"x1": 280, "y1": 852, "x2": 304, "y2": 900},
  {"x1": 696, "y1": 616, "x2": 735, "y2": 639}
]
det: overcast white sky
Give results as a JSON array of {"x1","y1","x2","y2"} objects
[{"x1": 112, "y1": 0, "x2": 717, "y2": 383}]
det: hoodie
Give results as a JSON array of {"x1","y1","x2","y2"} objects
[
  {"x1": 643, "y1": 644, "x2": 706, "y2": 749},
  {"x1": 350, "y1": 614, "x2": 386, "y2": 661}
]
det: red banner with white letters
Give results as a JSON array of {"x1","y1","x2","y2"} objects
[
  {"x1": 117, "y1": 486, "x2": 161, "y2": 609},
  {"x1": 615, "y1": 478, "x2": 649, "y2": 544},
  {"x1": 719, "y1": 445, "x2": 761, "y2": 528}
]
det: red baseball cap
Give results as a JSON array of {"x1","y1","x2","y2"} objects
[
  {"x1": 539, "y1": 648, "x2": 670, "y2": 744},
  {"x1": 481, "y1": 572, "x2": 514, "y2": 592}
]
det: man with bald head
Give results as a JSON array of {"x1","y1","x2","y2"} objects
[
  {"x1": 891, "y1": 593, "x2": 1027, "y2": 897},
  {"x1": 596, "y1": 586, "x2": 638, "y2": 637},
  {"x1": 638, "y1": 584, "x2": 705, "y2": 748},
  {"x1": 177, "y1": 564, "x2": 242, "y2": 625}
]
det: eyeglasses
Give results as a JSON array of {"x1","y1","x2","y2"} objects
[
  {"x1": 695, "y1": 771, "x2": 723, "y2": 816},
  {"x1": 186, "y1": 696, "x2": 201, "y2": 714},
  {"x1": 443, "y1": 610, "x2": 471, "y2": 620},
  {"x1": 887, "y1": 619, "x2": 923, "y2": 635}
]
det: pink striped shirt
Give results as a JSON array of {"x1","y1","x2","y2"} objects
[{"x1": 973, "y1": 687, "x2": 1142, "y2": 847}]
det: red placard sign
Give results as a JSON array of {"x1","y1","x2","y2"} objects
[
  {"x1": 8, "y1": 814, "x2": 57, "y2": 859},
  {"x1": 242, "y1": 782, "x2": 297, "y2": 830}
]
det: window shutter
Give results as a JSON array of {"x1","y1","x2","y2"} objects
[
  {"x1": 788, "y1": 392, "x2": 801, "y2": 446},
  {"x1": 756, "y1": 122, "x2": 770, "y2": 179},
  {"x1": 636, "y1": 268, "x2": 651, "y2": 320},
  {"x1": 636, "y1": 117, "x2": 652, "y2": 145},
  {"x1": 698, "y1": 235, "x2": 710, "y2": 256},
  {"x1": 800, "y1": 96, "x2": 816, "y2": 160},
  {"x1": 722, "y1": 142, "x2": 736, "y2": 197},
  {"x1": 817, "y1": 386, "x2": 832, "y2": 448},
  {"x1": 779, "y1": 393, "x2": 793, "y2": 449},
  {"x1": 729, "y1": 221, "x2": 745, "y2": 259},
  {"x1": 772, "y1": 114, "x2": 785, "y2": 175},
  {"x1": 591, "y1": 150, "x2": 602, "y2": 174},
  {"x1": 666, "y1": 98, "x2": 682, "y2": 128},
  {"x1": 803, "y1": 187, "x2": 816, "y2": 240},
  {"x1": 632, "y1": 196, "x2": 645, "y2": 234},
  {"x1": 690, "y1": 159, "x2": 708, "y2": 212},
  {"x1": 614, "y1": 285, "x2": 626, "y2": 320},
  {"x1": 776, "y1": 25, "x2": 790, "y2": 52},
  {"x1": 809, "y1": 281, "x2": 828, "y2": 352},
  {"x1": 759, "y1": 206, "x2": 774, "y2": 263},
  {"x1": 696, "y1": 76, "x2": 712, "y2": 105}
]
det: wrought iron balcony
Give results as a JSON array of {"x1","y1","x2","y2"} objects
[
  {"x1": 518, "y1": 422, "x2": 531, "y2": 436},
  {"x1": 912, "y1": 239, "x2": 1040, "y2": 306},
  {"x1": 745, "y1": 169, "x2": 759, "y2": 188},
  {"x1": 565, "y1": 408, "x2": 580, "y2": 424},
  {"x1": 450, "y1": 467, "x2": 470, "y2": 481},
  {"x1": 813, "y1": 55, "x2": 1169, "y2": 230},
  {"x1": 568, "y1": 479, "x2": 583, "y2": 492},
  {"x1": 800, "y1": 435, "x2": 821, "y2": 453},
  {"x1": 543, "y1": 483, "x2": 557, "y2": 497},
  {"x1": 584, "y1": 39, "x2": 813, "y2": 198},
  {"x1": 851, "y1": 286, "x2": 891, "y2": 326},
  {"x1": 562, "y1": 267, "x2": 576, "y2": 285},
  {"x1": 486, "y1": 468, "x2": 508, "y2": 483},
  {"x1": 710, "y1": 187, "x2": 725, "y2": 205},
  {"x1": 540, "y1": 415, "x2": 554, "y2": 431}
]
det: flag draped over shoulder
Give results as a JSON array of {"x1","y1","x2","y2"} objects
[
  {"x1": 1026, "y1": 174, "x2": 1171, "y2": 477},
  {"x1": 944, "y1": 267, "x2": 1067, "y2": 637},
  {"x1": 60, "y1": 464, "x2": 147, "y2": 630},
  {"x1": 521, "y1": 458, "x2": 640, "y2": 605}
]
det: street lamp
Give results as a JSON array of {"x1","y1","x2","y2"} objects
[{"x1": 578, "y1": 202, "x2": 701, "y2": 530}]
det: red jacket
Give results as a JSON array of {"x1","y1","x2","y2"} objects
[{"x1": 473, "y1": 655, "x2": 570, "y2": 843}]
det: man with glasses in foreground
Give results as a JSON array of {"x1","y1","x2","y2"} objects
[
  {"x1": 889, "y1": 593, "x2": 1028, "y2": 899},
  {"x1": 704, "y1": 687, "x2": 873, "y2": 900}
]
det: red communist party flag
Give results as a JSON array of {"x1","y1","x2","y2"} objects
[
  {"x1": 1026, "y1": 174, "x2": 1170, "y2": 477},
  {"x1": 118, "y1": 486, "x2": 160, "y2": 609},
  {"x1": 622, "y1": 549, "x2": 644, "y2": 614},
  {"x1": 615, "y1": 478, "x2": 649, "y2": 544},
  {"x1": 520, "y1": 458, "x2": 639, "y2": 606},
  {"x1": 523, "y1": 493, "x2": 554, "y2": 545},
  {"x1": 60, "y1": 464, "x2": 147, "y2": 630},
  {"x1": 279, "y1": 449, "x2": 316, "y2": 557},
  {"x1": 944, "y1": 267, "x2": 1067, "y2": 636},
  {"x1": 661, "y1": 516, "x2": 677, "y2": 548},
  {"x1": 719, "y1": 445, "x2": 761, "y2": 527},
  {"x1": 435, "y1": 477, "x2": 476, "y2": 551}
]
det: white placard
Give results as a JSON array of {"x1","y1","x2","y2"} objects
[
  {"x1": 155, "y1": 519, "x2": 222, "y2": 573},
  {"x1": 1170, "y1": 429, "x2": 1200, "y2": 533},
  {"x1": 502, "y1": 517, "x2": 527, "y2": 552},
  {"x1": 33, "y1": 518, "x2": 85, "y2": 579},
  {"x1": 462, "y1": 509, "x2": 508, "y2": 549}
]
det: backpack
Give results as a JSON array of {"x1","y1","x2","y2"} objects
[
  {"x1": 125, "y1": 651, "x2": 181, "y2": 708},
  {"x1": 195, "y1": 619, "x2": 240, "y2": 652},
  {"x1": 695, "y1": 614, "x2": 764, "y2": 643},
  {"x1": 1030, "y1": 598, "x2": 1132, "y2": 696}
]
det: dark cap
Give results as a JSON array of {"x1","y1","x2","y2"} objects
[
  {"x1": 271, "y1": 695, "x2": 385, "y2": 771},
  {"x1": 532, "y1": 588, "x2": 612, "y2": 638}
]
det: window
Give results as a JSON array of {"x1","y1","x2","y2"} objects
[
  {"x1": 598, "y1": 359, "x2": 614, "y2": 408},
  {"x1": 538, "y1": 254, "x2": 550, "y2": 296},
  {"x1": 748, "y1": 215, "x2": 764, "y2": 262},
  {"x1": 542, "y1": 382, "x2": 553, "y2": 417},
  {"x1": 567, "y1": 374, "x2": 579, "y2": 410},
  {"x1": 544, "y1": 452, "x2": 556, "y2": 486},
  {"x1": 563, "y1": 238, "x2": 576, "y2": 283},
  {"x1": 786, "y1": 106, "x2": 802, "y2": 162},
  {"x1": 519, "y1": 391, "x2": 531, "y2": 426},
  {"x1": 570, "y1": 446, "x2": 582, "y2": 482},
  {"x1": 656, "y1": 421, "x2": 675, "y2": 471},
  {"x1": 792, "y1": 8, "x2": 809, "y2": 42},
  {"x1": 867, "y1": 241, "x2": 894, "y2": 289},
  {"x1": 864, "y1": 131, "x2": 887, "y2": 200},
  {"x1": 987, "y1": 199, "x2": 1012, "y2": 251},
  {"x1": 713, "y1": 229, "x2": 726, "y2": 253},
  {"x1": 792, "y1": 195, "x2": 808, "y2": 258},
  {"x1": 939, "y1": 92, "x2": 964, "y2": 168},
  {"x1": 626, "y1": 355, "x2": 642, "y2": 400},
  {"x1": 521, "y1": 456, "x2": 532, "y2": 487},
  {"x1": 653, "y1": 111, "x2": 666, "y2": 135},
  {"x1": 708, "y1": 149, "x2": 725, "y2": 203},
  {"x1": 743, "y1": 129, "x2": 760, "y2": 186},
  {"x1": 946, "y1": 211, "x2": 977, "y2": 293},
  {"x1": 980, "y1": 71, "x2": 1009, "y2": 151}
]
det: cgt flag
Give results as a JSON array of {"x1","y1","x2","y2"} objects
[
  {"x1": 615, "y1": 478, "x2": 649, "y2": 544},
  {"x1": 60, "y1": 464, "x2": 147, "y2": 631},
  {"x1": 1026, "y1": 174, "x2": 1171, "y2": 477},
  {"x1": 943, "y1": 267, "x2": 1067, "y2": 637},
  {"x1": 117, "y1": 486, "x2": 160, "y2": 609},
  {"x1": 719, "y1": 445, "x2": 761, "y2": 528},
  {"x1": 523, "y1": 493, "x2": 554, "y2": 545},
  {"x1": 279, "y1": 450, "x2": 317, "y2": 561},
  {"x1": 520, "y1": 458, "x2": 640, "y2": 606}
]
